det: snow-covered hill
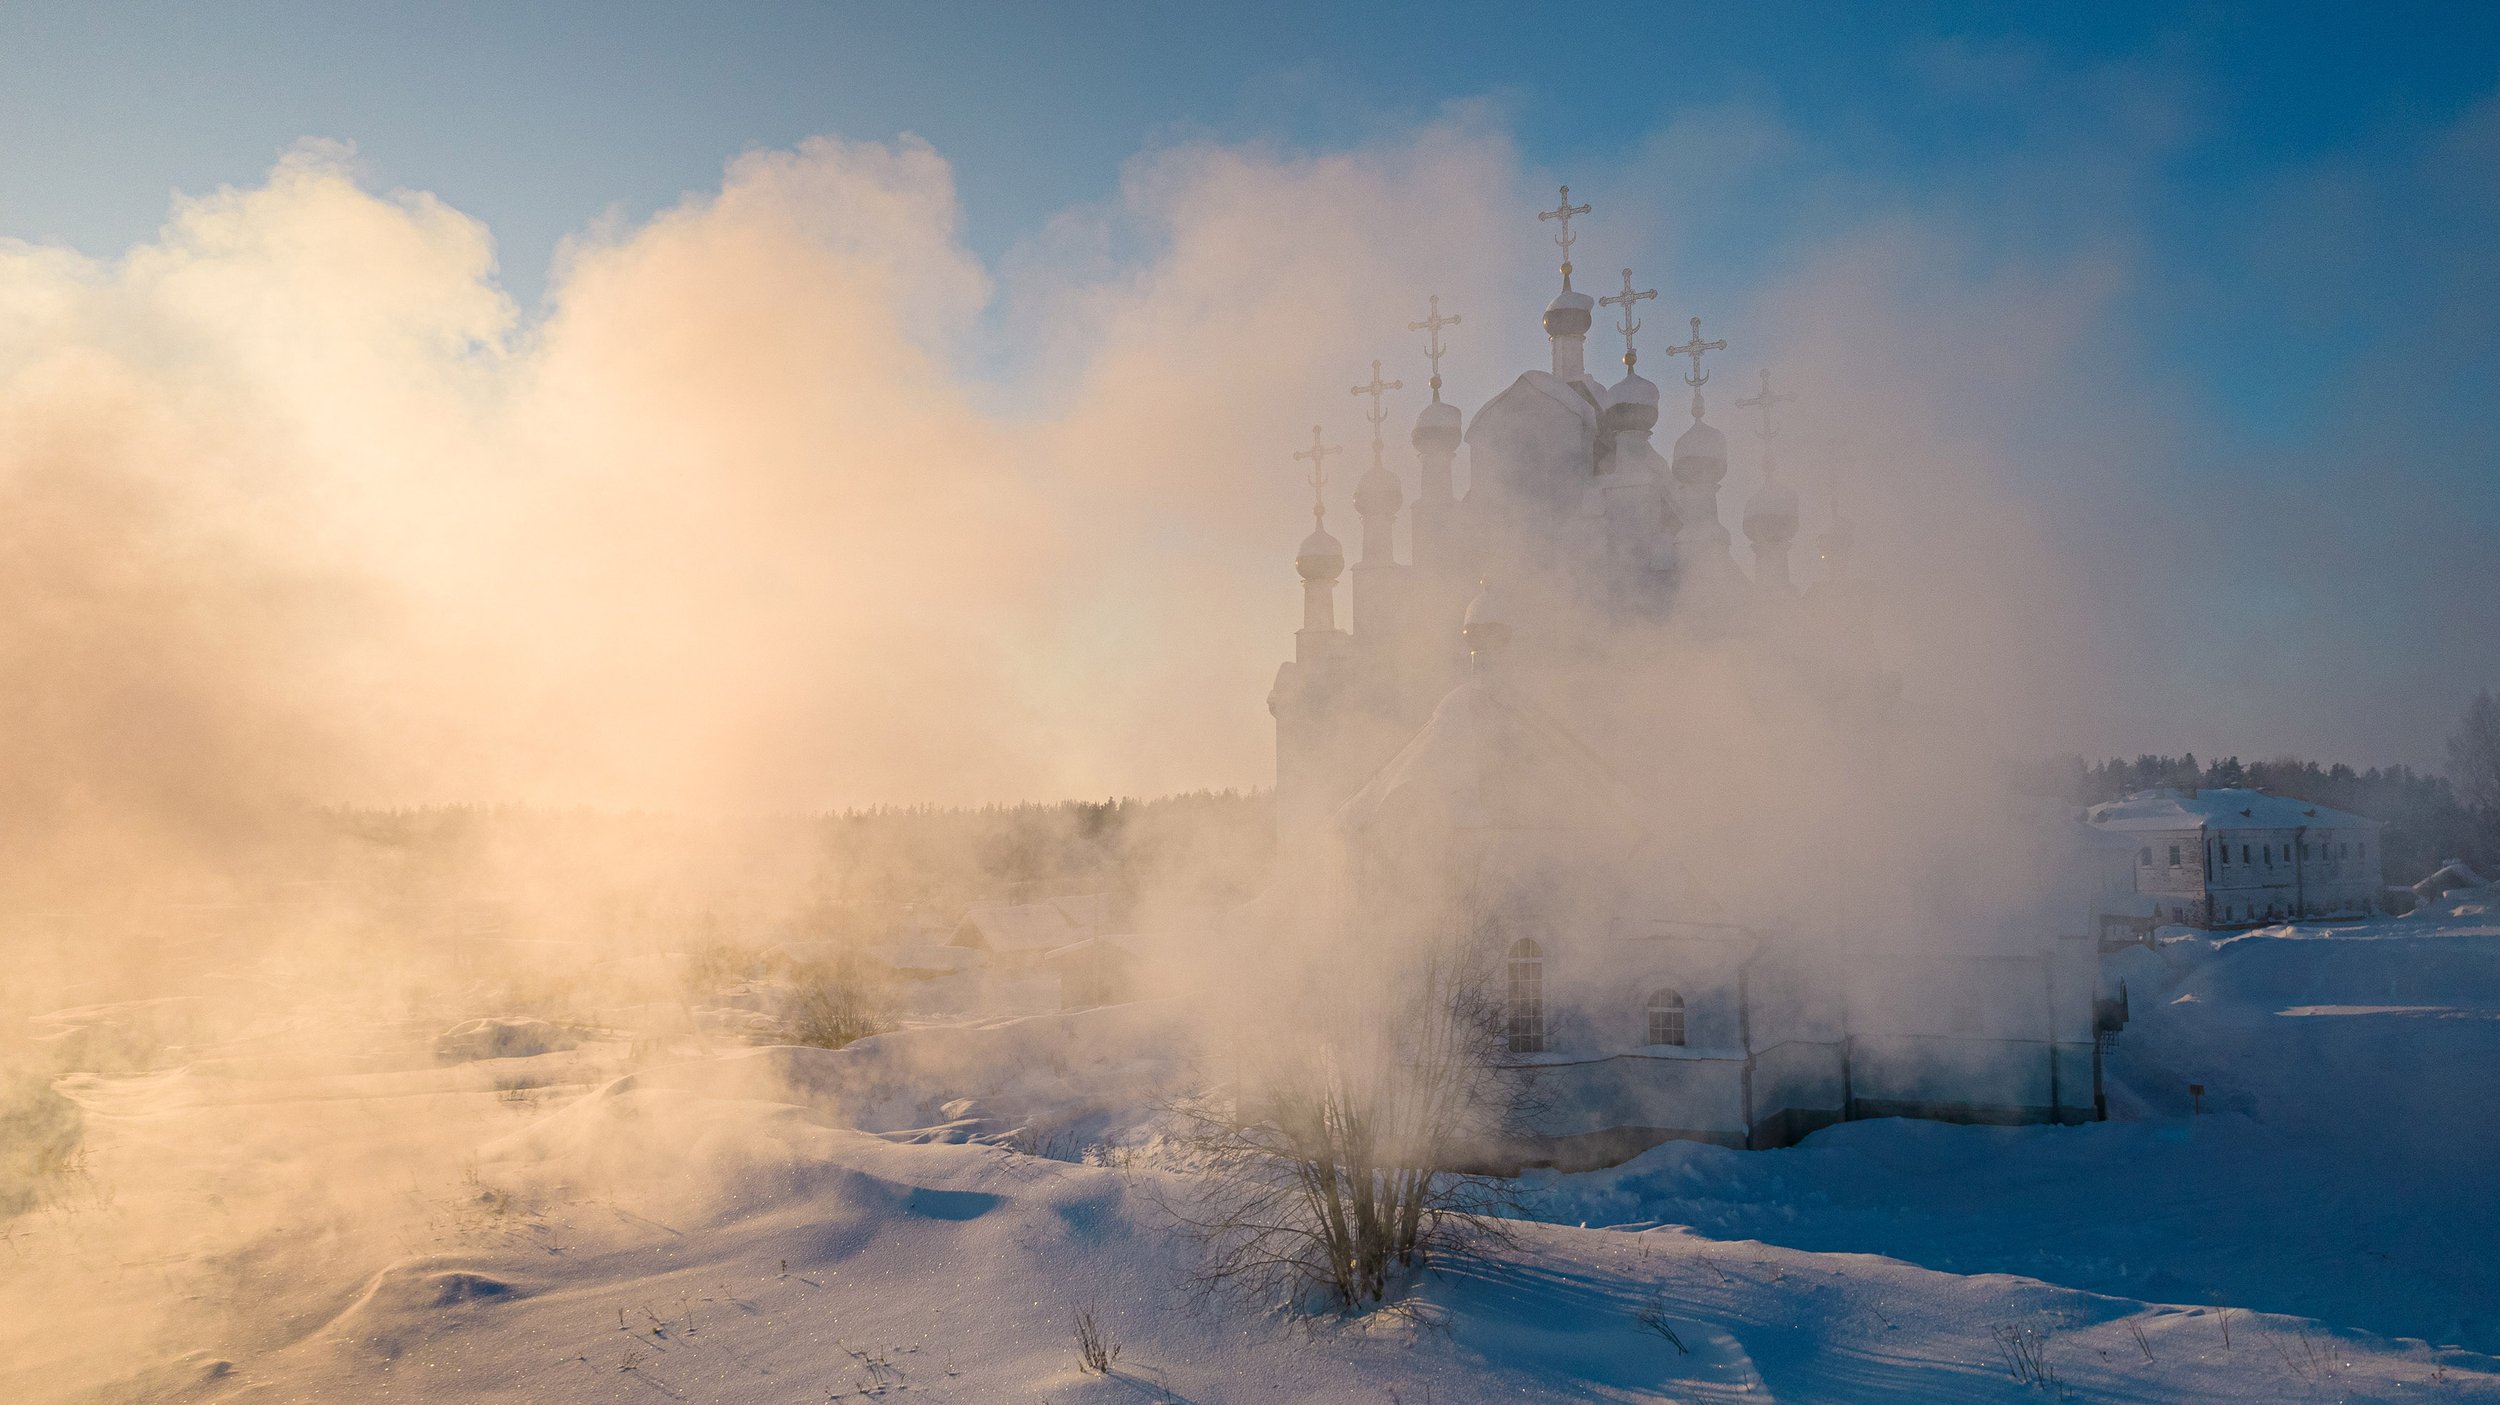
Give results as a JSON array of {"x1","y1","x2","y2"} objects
[{"x1": 5, "y1": 910, "x2": 2493, "y2": 1402}]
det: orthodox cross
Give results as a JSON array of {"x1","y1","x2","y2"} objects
[
  {"x1": 1408, "y1": 294, "x2": 1461, "y2": 401},
  {"x1": 1292, "y1": 425, "x2": 1342, "y2": 528},
  {"x1": 1536, "y1": 184, "x2": 1591, "y2": 291},
  {"x1": 1736, "y1": 368, "x2": 1795, "y2": 440},
  {"x1": 1598, "y1": 267, "x2": 1656, "y2": 370},
  {"x1": 1662, "y1": 316, "x2": 1729, "y2": 418},
  {"x1": 1349, "y1": 360, "x2": 1404, "y2": 469}
]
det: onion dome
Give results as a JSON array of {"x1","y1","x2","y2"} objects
[
  {"x1": 1603, "y1": 369, "x2": 1660, "y2": 437},
  {"x1": 1460, "y1": 579, "x2": 1510, "y2": 657},
  {"x1": 1296, "y1": 525, "x2": 1344, "y2": 581},
  {"x1": 1671, "y1": 416, "x2": 1728, "y2": 486},
  {"x1": 1743, "y1": 471, "x2": 1800, "y2": 546},
  {"x1": 1411, "y1": 398, "x2": 1462, "y2": 454},
  {"x1": 1354, "y1": 463, "x2": 1404, "y2": 518},
  {"x1": 1542, "y1": 287, "x2": 1594, "y2": 341}
]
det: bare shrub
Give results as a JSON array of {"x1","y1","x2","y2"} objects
[
  {"x1": 683, "y1": 939, "x2": 768, "y2": 995},
  {"x1": 2271, "y1": 1324, "x2": 2341, "y2": 1386},
  {"x1": 1993, "y1": 1323, "x2": 2057, "y2": 1390},
  {"x1": 1635, "y1": 1287, "x2": 1691, "y2": 1355},
  {"x1": 777, "y1": 953, "x2": 887, "y2": 1049},
  {"x1": 1161, "y1": 936, "x2": 1526, "y2": 1310},
  {"x1": 1072, "y1": 1305, "x2": 1120, "y2": 1373},
  {"x1": 0, "y1": 1070, "x2": 83, "y2": 1216}
]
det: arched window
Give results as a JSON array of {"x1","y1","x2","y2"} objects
[
  {"x1": 1645, "y1": 989, "x2": 1686, "y2": 1047},
  {"x1": 1505, "y1": 938, "x2": 1545, "y2": 1054}
]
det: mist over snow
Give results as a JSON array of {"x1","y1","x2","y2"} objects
[{"x1": 1, "y1": 39, "x2": 2497, "y2": 1405}]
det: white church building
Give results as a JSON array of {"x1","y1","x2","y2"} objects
[{"x1": 1250, "y1": 189, "x2": 2123, "y2": 1169}]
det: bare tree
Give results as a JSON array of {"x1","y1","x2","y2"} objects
[
  {"x1": 2449, "y1": 690, "x2": 2500, "y2": 830},
  {"x1": 778, "y1": 952, "x2": 888, "y2": 1049},
  {"x1": 1159, "y1": 927, "x2": 1527, "y2": 1310}
]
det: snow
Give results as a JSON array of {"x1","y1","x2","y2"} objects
[
  {"x1": 5, "y1": 911, "x2": 2495, "y2": 1401},
  {"x1": 2086, "y1": 787, "x2": 2377, "y2": 834},
  {"x1": 1520, "y1": 911, "x2": 2500, "y2": 1357}
]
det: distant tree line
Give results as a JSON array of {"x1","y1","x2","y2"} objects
[
  {"x1": 314, "y1": 789, "x2": 1278, "y2": 950},
  {"x1": 2028, "y1": 692, "x2": 2500, "y2": 886}
]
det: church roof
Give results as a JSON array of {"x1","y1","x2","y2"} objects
[
  {"x1": 2085, "y1": 787, "x2": 2380, "y2": 834},
  {"x1": 1333, "y1": 674, "x2": 1643, "y2": 842},
  {"x1": 949, "y1": 894, "x2": 1110, "y2": 952}
]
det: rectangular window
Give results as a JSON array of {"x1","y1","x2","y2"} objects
[
  {"x1": 2242, "y1": 845, "x2": 2251, "y2": 864},
  {"x1": 2169, "y1": 844, "x2": 2182, "y2": 867},
  {"x1": 2300, "y1": 841, "x2": 2310, "y2": 860},
  {"x1": 2263, "y1": 845, "x2": 2273, "y2": 866},
  {"x1": 2219, "y1": 841, "x2": 2231, "y2": 866}
]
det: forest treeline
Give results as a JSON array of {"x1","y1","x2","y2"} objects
[{"x1": 319, "y1": 789, "x2": 1278, "y2": 947}]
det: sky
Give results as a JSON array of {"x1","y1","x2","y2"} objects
[{"x1": 0, "y1": 2, "x2": 2494, "y2": 819}]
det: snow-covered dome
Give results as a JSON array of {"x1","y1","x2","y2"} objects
[
  {"x1": 1354, "y1": 463, "x2": 1404, "y2": 517},
  {"x1": 1671, "y1": 417, "x2": 1727, "y2": 485},
  {"x1": 1411, "y1": 398, "x2": 1462, "y2": 454},
  {"x1": 1542, "y1": 287, "x2": 1594, "y2": 341},
  {"x1": 1743, "y1": 473, "x2": 1799, "y2": 545},
  {"x1": 1603, "y1": 369, "x2": 1660, "y2": 436},
  {"x1": 1295, "y1": 525, "x2": 1344, "y2": 580}
]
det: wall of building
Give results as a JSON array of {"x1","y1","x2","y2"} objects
[{"x1": 2200, "y1": 824, "x2": 2383, "y2": 926}]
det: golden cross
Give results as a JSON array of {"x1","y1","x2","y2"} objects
[
  {"x1": 1292, "y1": 425, "x2": 1342, "y2": 527},
  {"x1": 1349, "y1": 359, "x2": 1404, "y2": 469},
  {"x1": 1536, "y1": 184, "x2": 1592, "y2": 291},
  {"x1": 1736, "y1": 368, "x2": 1795, "y2": 440},
  {"x1": 1598, "y1": 267, "x2": 1656, "y2": 370},
  {"x1": 1662, "y1": 316, "x2": 1729, "y2": 418},
  {"x1": 1407, "y1": 294, "x2": 1462, "y2": 401}
]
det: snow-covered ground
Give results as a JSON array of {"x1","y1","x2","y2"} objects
[
  {"x1": 5, "y1": 908, "x2": 2495, "y2": 1402},
  {"x1": 1523, "y1": 907, "x2": 2500, "y2": 1357}
]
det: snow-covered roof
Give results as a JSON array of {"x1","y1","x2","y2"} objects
[
  {"x1": 2415, "y1": 860, "x2": 2491, "y2": 897},
  {"x1": 2084, "y1": 787, "x2": 2380, "y2": 834},
  {"x1": 1334, "y1": 675, "x2": 1644, "y2": 841},
  {"x1": 863, "y1": 943, "x2": 984, "y2": 975},
  {"x1": 1330, "y1": 675, "x2": 1725, "y2": 922},
  {"x1": 951, "y1": 901, "x2": 1091, "y2": 952},
  {"x1": 1040, "y1": 935, "x2": 1140, "y2": 967}
]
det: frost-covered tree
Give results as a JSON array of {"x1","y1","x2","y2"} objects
[
  {"x1": 1162, "y1": 928, "x2": 1524, "y2": 1310},
  {"x1": 2449, "y1": 690, "x2": 2500, "y2": 835}
]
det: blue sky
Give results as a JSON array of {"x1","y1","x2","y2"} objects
[
  {"x1": 1, "y1": 2, "x2": 2494, "y2": 772},
  {"x1": 5, "y1": 3, "x2": 2491, "y2": 447}
]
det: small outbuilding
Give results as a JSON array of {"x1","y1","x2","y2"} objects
[{"x1": 949, "y1": 894, "x2": 1110, "y2": 966}]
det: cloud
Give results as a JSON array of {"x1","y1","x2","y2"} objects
[{"x1": 0, "y1": 85, "x2": 2488, "y2": 898}]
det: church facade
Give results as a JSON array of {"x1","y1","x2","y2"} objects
[{"x1": 1259, "y1": 191, "x2": 2119, "y2": 1168}]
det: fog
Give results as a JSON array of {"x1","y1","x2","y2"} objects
[{"x1": 0, "y1": 108, "x2": 2477, "y2": 1399}]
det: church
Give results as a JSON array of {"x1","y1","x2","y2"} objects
[{"x1": 1256, "y1": 189, "x2": 2120, "y2": 1169}]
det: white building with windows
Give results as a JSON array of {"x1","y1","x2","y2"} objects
[
  {"x1": 2085, "y1": 787, "x2": 2383, "y2": 928},
  {"x1": 1249, "y1": 192, "x2": 2120, "y2": 1169}
]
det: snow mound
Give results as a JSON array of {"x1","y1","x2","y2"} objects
[{"x1": 434, "y1": 1017, "x2": 577, "y2": 1063}]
